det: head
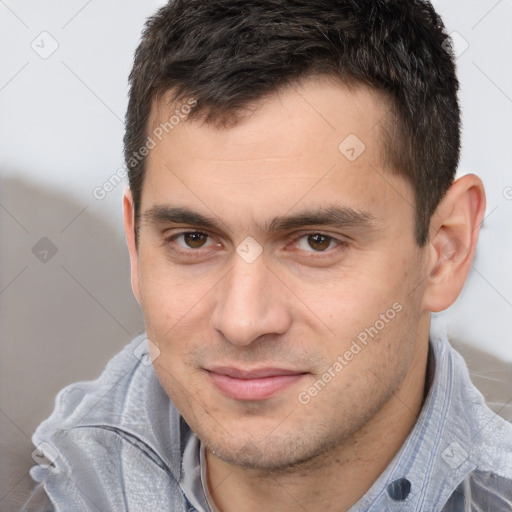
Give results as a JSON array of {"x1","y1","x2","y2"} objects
[{"x1": 122, "y1": 0, "x2": 485, "y2": 470}]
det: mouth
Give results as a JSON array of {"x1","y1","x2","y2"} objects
[{"x1": 205, "y1": 366, "x2": 309, "y2": 401}]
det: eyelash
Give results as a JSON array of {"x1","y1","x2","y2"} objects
[
  {"x1": 163, "y1": 230, "x2": 348, "y2": 259},
  {"x1": 163, "y1": 231, "x2": 218, "y2": 258}
]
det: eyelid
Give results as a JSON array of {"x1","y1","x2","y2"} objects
[
  {"x1": 162, "y1": 228, "x2": 348, "y2": 258},
  {"x1": 163, "y1": 227, "x2": 214, "y2": 240},
  {"x1": 286, "y1": 231, "x2": 349, "y2": 256},
  {"x1": 290, "y1": 230, "x2": 349, "y2": 244},
  {"x1": 180, "y1": 233, "x2": 214, "y2": 248},
  {"x1": 162, "y1": 229, "x2": 221, "y2": 253},
  {"x1": 296, "y1": 234, "x2": 339, "y2": 251}
]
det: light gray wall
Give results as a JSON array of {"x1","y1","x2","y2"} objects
[
  {"x1": 432, "y1": 0, "x2": 512, "y2": 361},
  {"x1": 1, "y1": 1, "x2": 511, "y2": 509}
]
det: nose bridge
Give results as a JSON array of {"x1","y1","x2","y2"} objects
[
  {"x1": 223, "y1": 256, "x2": 270, "y2": 329},
  {"x1": 211, "y1": 254, "x2": 290, "y2": 345}
]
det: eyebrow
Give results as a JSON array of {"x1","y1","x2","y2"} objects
[
  {"x1": 267, "y1": 206, "x2": 375, "y2": 232},
  {"x1": 142, "y1": 206, "x2": 224, "y2": 231},
  {"x1": 141, "y1": 205, "x2": 376, "y2": 233}
]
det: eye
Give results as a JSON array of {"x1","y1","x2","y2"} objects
[
  {"x1": 173, "y1": 231, "x2": 215, "y2": 249},
  {"x1": 296, "y1": 233, "x2": 340, "y2": 252}
]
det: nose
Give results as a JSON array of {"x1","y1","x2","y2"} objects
[{"x1": 211, "y1": 253, "x2": 292, "y2": 346}]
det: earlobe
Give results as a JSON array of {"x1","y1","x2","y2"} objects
[
  {"x1": 422, "y1": 174, "x2": 486, "y2": 312},
  {"x1": 122, "y1": 188, "x2": 142, "y2": 304}
]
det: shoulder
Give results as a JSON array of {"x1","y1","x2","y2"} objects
[
  {"x1": 445, "y1": 339, "x2": 512, "y2": 480},
  {"x1": 442, "y1": 470, "x2": 512, "y2": 511},
  {"x1": 27, "y1": 335, "x2": 187, "y2": 510},
  {"x1": 33, "y1": 335, "x2": 173, "y2": 439}
]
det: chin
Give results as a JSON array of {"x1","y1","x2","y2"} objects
[{"x1": 202, "y1": 427, "x2": 342, "y2": 472}]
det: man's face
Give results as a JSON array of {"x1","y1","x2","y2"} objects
[{"x1": 129, "y1": 78, "x2": 431, "y2": 469}]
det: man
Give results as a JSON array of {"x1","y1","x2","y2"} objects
[{"x1": 24, "y1": 0, "x2": 512, "y2": 510}]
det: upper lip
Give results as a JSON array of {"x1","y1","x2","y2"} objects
[{"x1": 206, "y1": 366, "x2": 307, "y2": 379}]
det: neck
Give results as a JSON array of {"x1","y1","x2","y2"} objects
[{"x1": 205, "y1": 339, "x2": 430, "y2": 512}]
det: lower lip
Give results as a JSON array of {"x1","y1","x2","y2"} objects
[{"x1": 207, "y1": 372, "x2": 306, "y2": 401}]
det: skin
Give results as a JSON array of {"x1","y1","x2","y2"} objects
[{"x1": 123, "y1": 77, "x2": 486, "y2": 511}]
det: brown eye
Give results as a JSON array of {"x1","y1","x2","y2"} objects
[
  {"x1": 183, "y1": 232, "x2": 209, "y2": 248},
  {"x1": 307, "y1": 234, "x2": 333, "y2": 251}
]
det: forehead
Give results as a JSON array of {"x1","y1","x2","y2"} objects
[
  {"x1": 148, "y1": 77, "x2": 389, "y2": 160},
  {"x1": 142, "y1": 77, "x2": 412, "y2": 233}
]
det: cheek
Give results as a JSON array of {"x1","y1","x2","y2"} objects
[
  {"x1": 308, "y1": 271, "x2": 404, "y2": 339},
  {"x1": 309, "y1": 258, "x2": 422, "y2": 370},
  {"x1": 151, "y1": 356, "x2": 207, "y2": 429},
  {"x1": 137, "y1": 250, "x2": 216, "y2": 330}
]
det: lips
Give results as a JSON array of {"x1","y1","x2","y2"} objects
[{"x1": 206, "y1": 366, "x2": 307, "y2": 401}]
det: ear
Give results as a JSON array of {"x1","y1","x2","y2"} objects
[
  {"x1": 422, "y1": 174, "x2": 486, "y2": 312},
  {"x1": 123, "y1": 188, "x2": 142, "y2": 304}
]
